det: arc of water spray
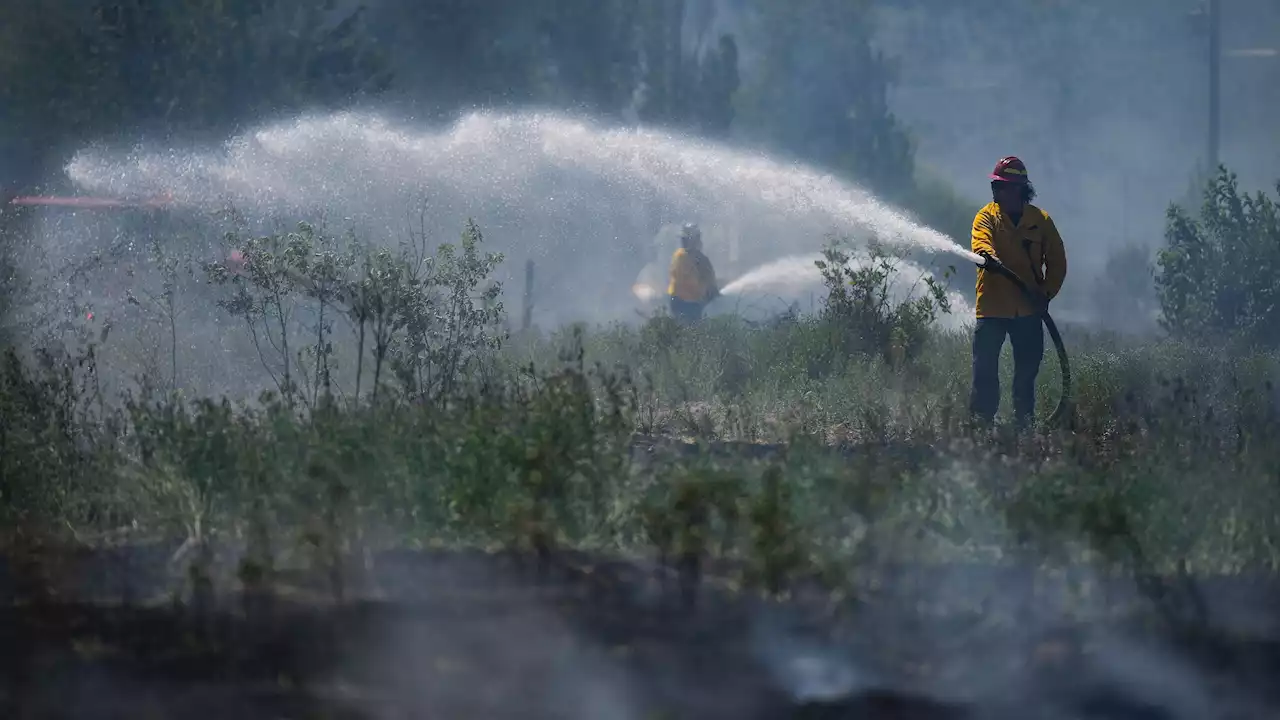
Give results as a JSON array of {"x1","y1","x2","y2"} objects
[
  {"x1": 9, "y1": 193, "x2": 175, "y2": 209},
  {"x1": 56, "y1": 110, "x2": 986, "y2": 329},
  {"x1": 60, "y1": 111, "x2": 979, "y2": 260}
]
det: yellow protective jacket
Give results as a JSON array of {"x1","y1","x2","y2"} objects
[
  {"x1": 971, "y1": 202, "x2": 1068, "y2": 319},
  {"x1": 668, "y1": 247, "x2": 718, "y2": 303}
]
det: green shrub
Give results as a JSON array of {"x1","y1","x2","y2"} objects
[
  {"x1": 815, "y1": 239, "x2": 953, "y2": 369},
  {"x1": 1156, "y1": 168, "x2": 1280, "y2": 347},
  {"x1": 206, "y1": 218, "x2": 506, "y2": 408}
]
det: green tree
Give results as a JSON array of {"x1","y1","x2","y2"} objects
[
  {"x1": 635, "y1": 0, "x2": 690, "y2": 126},
  {"x1": 634, "y1": 0, "x2": 740, "y2": 135},
  {"x1": 536, "y1": 0, "x2": 642, "y2": 116},
  {"x1": 736, "y1": 0, "x2": 914, "y2": 202},
  {"x1": 694, "y1": 34, "x2": 740, "y2": 138},
  {"x1": 1156, "y1": 168, "x2": 1280, "y2": 346},
  {"x1": 363, "y1": 0, "x2": 543, "y2": 115},
  {"x1": 0, "y1": 0, "x2": 391, "y2": 153}
]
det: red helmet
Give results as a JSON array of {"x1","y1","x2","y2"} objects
[{"x1": 990, "y1": 156, "x2": 1030, "y2": 184}]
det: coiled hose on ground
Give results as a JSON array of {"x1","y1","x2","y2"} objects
[{"x1": 976, "y1": 255, "x2": 1073, "y2": 428}]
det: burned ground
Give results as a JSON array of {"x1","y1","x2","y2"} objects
[{"x1": 2, "y1": 535, "x2": 1279, "y2": 720}]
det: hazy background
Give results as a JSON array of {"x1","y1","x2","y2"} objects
[
  {"x1": 1, "y1": 0, "x2": 1277, "y2": 343},
  {"x1": 878, "y1": 0, "x2": 1280, "y2": 327}
]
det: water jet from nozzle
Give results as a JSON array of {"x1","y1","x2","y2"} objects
[{"x1": 704, "y1": 251, "x2": 973, "y2": 331}]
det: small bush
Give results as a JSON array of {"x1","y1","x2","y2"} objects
[
  {"x1": 0, "y1": 342, "x2": 121, "y2": 527},
  {"x1": 815, "y1": 239, "x2": 952, "y2": 369},
  {"x1": 206, "y1": 218, "x2": 506, "y2": 407}
]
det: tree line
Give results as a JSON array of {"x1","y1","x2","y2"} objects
[{"x1": 0, "y1": 0, "x2": 920, "y2": 205}]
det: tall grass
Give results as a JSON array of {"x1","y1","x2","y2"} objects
[{"x1": 1, "y1": 213, "x2": 1278, "y2": 631}]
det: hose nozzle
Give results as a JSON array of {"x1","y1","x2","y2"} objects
[
  {"x1": 975, "y1": 251, "x2": 1000, "y2": 272},
  {"x1": 976, "y1": 252, "x2": 1050, "y2": 317},
  {"x1": 976, "y1": 252, "x2": 1017, "y2": 283}
]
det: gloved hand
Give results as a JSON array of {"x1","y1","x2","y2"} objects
[{"x1": 976, "y1": 250, "x2": 997, "y2": 269}]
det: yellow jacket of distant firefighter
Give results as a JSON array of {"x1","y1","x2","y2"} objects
[
  {"x1": 667, "y1": 247, "x2": 718, "y2": 303},
  {"x1": 971, "y1": 202, "x2": 1068, "y2": 319}
]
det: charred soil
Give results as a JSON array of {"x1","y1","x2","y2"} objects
[{"x1": 1, "y1": 541, "x2": 1279, "y2": 719}]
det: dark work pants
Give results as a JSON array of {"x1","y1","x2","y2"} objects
[
  {"x1": 970, "y1": 316, "x2": 1045, "y2": 427},
  {"x1": 669, "y1": 296, "x2": 705, "y2": 323}
]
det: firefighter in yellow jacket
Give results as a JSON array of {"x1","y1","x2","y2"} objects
[
  {"x1": 970, "y1": 156, "x2": 1068, "y2": 428},
  {"x1": 667, "y1": 223, "x2": 719, "y2": 322}
]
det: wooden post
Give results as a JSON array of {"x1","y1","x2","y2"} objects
[{"x1": 522, "y1": 259, "x2": 535, "y2": 332}]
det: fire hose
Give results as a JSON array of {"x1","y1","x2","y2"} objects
[{"x1": 975, "y1": 252, "x2": 1073, "y2": 428}]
